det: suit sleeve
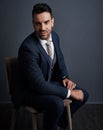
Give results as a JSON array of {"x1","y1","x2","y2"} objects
[
  {"x1": 54, "y1": 32, "x2": 70, "y2": 79},
  {"x1": 18, "y1": 42, "x2": 68, "y2": 99},
  {"x1": 58, "y1": 44, "x2": 69, "y2": 79}
]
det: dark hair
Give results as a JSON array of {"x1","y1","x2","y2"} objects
[{"x1": 32, "y1": 3, "x2": 53, "y2": 19}]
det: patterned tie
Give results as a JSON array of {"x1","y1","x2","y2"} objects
[{"x1": 46, "y1": 41, "x2": 53, "y2": 59}]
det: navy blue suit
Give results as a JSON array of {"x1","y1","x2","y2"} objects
[{"x1": 13, "y1": 31, "x2": 88, "y2": 130}]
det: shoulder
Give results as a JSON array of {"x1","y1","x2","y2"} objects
[
  {"x1": 18, "y1": 32, "x2": 40, "y2": 57},
  {"x1": 52, "y1": 31, "x2": 59, "y2": 39},
  {"x1": 19, "y1": 32, "x2": 39, "y2": 50},
  {"x1": 52, "y1": 31, "x2": 60, "y2": 45},
  {"x1": 21, "y1": 32, "x2": 38, "y2": 46}
]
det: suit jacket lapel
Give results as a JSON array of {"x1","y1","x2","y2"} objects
[
  {"x1": 37, "y1": 40, "x2": 51, "y2": 66},
  {"x1": 52, "y1": 34, "x2": 59, "y2": 60},
  {"x1": 35, "y1": 31, "x2": 58, "y2": 66}
]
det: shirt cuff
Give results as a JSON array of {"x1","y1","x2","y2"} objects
[{"x1": 66, "y1": 89, "x2": 71, "y2": 98}]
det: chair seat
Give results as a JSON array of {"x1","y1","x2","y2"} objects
[
  {"x1": 26, "y1": 106, "x2": 38, "y2": 113},
  {"x1": 26, "y1": 99, "x2": 72, "y2": 114},
  {"x1": 64, "y1": 99, "x2": 72, "y2": 106}
]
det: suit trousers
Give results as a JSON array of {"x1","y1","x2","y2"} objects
[{"x1": 23, "y1": 87, "x2": 89, "y2": 130}]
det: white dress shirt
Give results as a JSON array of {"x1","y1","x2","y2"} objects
[{"x1": 39, "y1": 34, "x2": 54, "y2": 59}]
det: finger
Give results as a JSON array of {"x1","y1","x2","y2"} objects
[
  {"x1": 67, "y1": 83, "x2": 76, "y2": 90},
  {"x1": 67, "y1": 85, "x2": 73, "y2": 90},
  {"x1": 63, "y1": 81, "x2": 66, "y2": 87},
  {"x1": 73, "y1": 83, "x2": 76, "y2": 88},
  {"x1": 72, "y1": 84, "x2": 76, "y2": 89}
]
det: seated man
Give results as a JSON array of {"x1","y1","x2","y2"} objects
[{"x1": 13, "y1": 3, "x2": 89, "y2": 130}]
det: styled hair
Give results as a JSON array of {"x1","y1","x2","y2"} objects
[{"x1": 32, "y1": 3, "x2": 53, "y2": 19}]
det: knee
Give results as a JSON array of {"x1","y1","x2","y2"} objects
[{"x1": 82, "y1": 89, "x2": 89, "y2": 103}]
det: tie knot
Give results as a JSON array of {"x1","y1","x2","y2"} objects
[{"x1": 46, "y1": 40, "x2": 52, "y2": 45}]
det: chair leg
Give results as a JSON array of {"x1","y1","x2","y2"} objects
[
  {"x1": 10, "y1": 109, "x2": 17, "y2": 130},
  {"x1": 66, "y1": 105, "x2": 72, "y2": 130},
  {"x1": 32, "y1": 113, "x2": 38, "y2": 130},
  {"x1": 58, "y1": 127, "x2": 62, "y2": 130}
]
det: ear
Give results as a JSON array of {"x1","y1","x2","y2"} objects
[
  {"x1": 32, "y1": 20, "x2": 35, "y2": 28},
  {"x1": 32, "y1": 20, "x2": 34, "y2": 25},
  {"x1": 51, "y1": 18, "x2": 54, "y2": 27}
]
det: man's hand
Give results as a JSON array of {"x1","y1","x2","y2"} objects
[
  {"x1": 70, "y1": 89, "x2": 84, "y2": 101},
  {"x1": 63, "y1": 79, "x2": 84, "y2": 101},
  {"x1": 62, "y1": 78, "x2": 76, "y2": 91}
]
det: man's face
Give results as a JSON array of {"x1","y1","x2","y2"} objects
[{"x1": 32, "y1": 12, "x2": 54, "y2": 40}]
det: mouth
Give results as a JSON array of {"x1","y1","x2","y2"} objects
[
  {"x1": 39, "y1": 30, "x2": 47, "y2": 35},
  {"x1": 37, "y1": 30, "x2": 49, "y2": 39}
]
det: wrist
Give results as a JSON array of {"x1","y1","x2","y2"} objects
[{"x1": 62, "y1": 75, "x2": 70, "y2": 80}]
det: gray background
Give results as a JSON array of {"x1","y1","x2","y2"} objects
[{"x1": 0, "y1": 0, "x2": 103, "y2": 103}]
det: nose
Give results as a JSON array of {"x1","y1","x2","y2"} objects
[{"x1": 41, "y1": 23, "x2": 45, "y2": 30}]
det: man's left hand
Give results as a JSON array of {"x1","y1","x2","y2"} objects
[{"x1": 62, "y1": 79, "x2": 76, "y2": 91}]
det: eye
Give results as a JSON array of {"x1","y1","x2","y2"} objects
[
  {"x1": 34, "y1": 22, "x2": 41, "y2": 26},
  {"x1": 44, "y1": 20, "x2": 50, "y2": 25}
]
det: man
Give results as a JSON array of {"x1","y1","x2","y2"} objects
[{"x1": 13, "y1": 3, "x2": 89, "y2": 130}]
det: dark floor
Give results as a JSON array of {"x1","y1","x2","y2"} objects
[
  {"x1": 0, "y1": 103, "x2": 103, "y2": 130},
  {"x1": 72, "y1": 104, "x2": 103, "y2": 130}
]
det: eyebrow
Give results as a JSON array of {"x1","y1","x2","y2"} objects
[{"x1": 34, "y1": 19, "x2": 51, "y2": 24}]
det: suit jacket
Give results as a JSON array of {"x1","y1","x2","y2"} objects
[{"x1": 13, "y1": 31, "x2": 69, "y2": 107}]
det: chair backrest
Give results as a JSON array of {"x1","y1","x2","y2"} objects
[{"x1": 5, "y1": 57, "x2": 18, "y2": 95}]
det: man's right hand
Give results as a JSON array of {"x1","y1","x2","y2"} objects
[{"x1": 70, "y1": 89, "x2": 84, "y2": 101}]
